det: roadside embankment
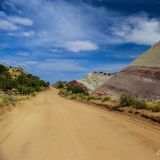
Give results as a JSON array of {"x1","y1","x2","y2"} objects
[{"x1": 59, "y1": 90, "x2": 160, "y2": 124}]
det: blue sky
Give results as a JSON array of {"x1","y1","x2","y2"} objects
[{"x1": 0, "y1": 0, "x2": 160, "y2": 82}]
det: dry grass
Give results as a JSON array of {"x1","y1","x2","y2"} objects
[
  {"x1": 119, "y1": 94, "x2": 160, "y2": 112},
  {"x1": 0, "y1": 94, "x2": 30, "y2": 108}
]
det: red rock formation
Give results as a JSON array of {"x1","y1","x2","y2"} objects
[{"x1": 67, "y1": 80, "x2": 88, "y2": 91}]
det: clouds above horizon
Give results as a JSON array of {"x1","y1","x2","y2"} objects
[
  {"x1": 1, "y1": 0, "x2": 160, "y2": 52},
  {"x1": 65, "y1": 41, "x2": 98, "y2": 52},
  {"x1": 0, "y1": 0, "x2": 160, "y2": 82},
  {"x1": 0, "y1": 54, "x2": 126, "y2": 82},
  {"x1": 112, "y1": 15, "x2": 160, "y2": 45},
  {"x1": 0, "y1": 11, "x2": 33, "y2": 31}
]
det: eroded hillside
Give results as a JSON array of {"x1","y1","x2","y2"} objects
[
  {"x1": 93, "y1": 42, "x2": 160, "y2": 101},
  {"x1": 78, "y1": 72, "x2": 114, "y2": 91}
]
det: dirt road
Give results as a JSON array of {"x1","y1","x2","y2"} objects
[{"x1": 0, "y1": 88, "x2": 160, "y2": 160}]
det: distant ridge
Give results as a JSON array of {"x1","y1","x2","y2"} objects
[
  {"x1": 93, "y1": 41, "x2": 160, "y2": 101},
  {"x1": 130, "y1": 41, "x2": 160, "y2": 68}
]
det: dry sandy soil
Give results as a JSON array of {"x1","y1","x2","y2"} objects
[{"x1": 0, "y1": 88, "x2": 160, "y2": 160}]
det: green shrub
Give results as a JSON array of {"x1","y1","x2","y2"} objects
[
  {"x1": 0, "y1": 64, "x2": 7, "y2": 73},
  {"x1": 0, "y1": 95, "x2": 16, "y2": 107},
  {"x1": 67, "y1": 86, "x2": 88, "y2": 95},
  {"x1": 54, "y1": 81, "x2": 66, "y2": 89},
  {"x1": 6, "y1": 90, "x2": 15, "y2": 95},
  {"x1": 59, "y1": 83, "x2": 89, "y2": 99},
  {"x1": 101, "y1": 96, "x2": 111, "y2": 102},
  {"x1": 86, "y1": 96, "x2": 96, "y2": 101},
  {"x1": 76, "y1": 93, "x2": 85, "y2": 97},
  {"x1": 119, "y1": 94, "x2": 135, "y2": 107},
  {"x1": 0, "y1": 64, "x2": 49, "y2": 95},
  {"x1": 0, "y1": 102, "x2": 4, "y2": 108},
  {"x1": 119, "y1": 94, "x2": 147, "y2": 109},
  {"x1": 152, "y1": 104, "x2": 160, "y2": 112},
  {"x1": 75, "y1": 93, "x2": 86, "y2": 100},
  {"x1": 31, "y1": 92, "x2": 37, "y2": 97},
  {"x1": 79, "y1": 95, "x2": 87, "y2": 100},
  {"x1": 59, "y1": 88, "x2": 69, "y2": 96},
  {"x1": 11, "y1": 88, "x2": 19, "y2": 94},
  {"x1": 133, "y1": 100, "x2": 147, "y2": 109},
  {"x1": 70, "y1": 95, "x2": 77, "y2": 100}
]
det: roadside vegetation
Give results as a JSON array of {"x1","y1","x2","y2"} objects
[
  {"x1": 54, "y1": 81, "x2": 67, "y2": 89},
  {"x1": 57, "y1": 80, "x2": 160, "y2": 113},
  {"x1": 0, "y1": 64, "x2": 49, "y2": 108},
  {"x1": 59, "y1": 88, "x2": 109, "y2": 102},
  {"x1": 57, "y1": 80, "x2": 114, "y2": 106},
  {"x1": 0, "y1": 94, "x2": 29, "y2": 108},
  {"x1": 58, "y1": 80, "x2": 89, "y2": 97},
  {"x1": 119, "y1": 93, "x2": 160, "y2": 112},
  {"x1": 0, "y1": 64, "x2": 49, "y2": 95}
]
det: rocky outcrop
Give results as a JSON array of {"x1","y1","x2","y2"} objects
[
  {"x1": 8, "y1": 67, "x2": 27, "y2": 79},
  {"x1": 78, "y1": 72, "x2": 114, "y2": 91},
  {"x1": 67, "y1": 80, "x2": 88, "y2": 91}
]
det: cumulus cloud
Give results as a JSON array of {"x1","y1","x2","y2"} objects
[
  {"x1": 65, "y1": 41, "x2": 98, "y2": 52},
  {"x1": 1, "y1": 0, "x2": 160, "y2": 53},
  {"x1": 112, "y1": 15, "x2": 160, "y2": 45},
  {"x1": 7, "y1": 16, "x2": 33, "y2": 26},
  {"x1": 1, "y1": 0, "x2": 160, "y2": 82},
  {"x1": 0, "y1": 19, "x2": 18, "y2": 30},
  {"x1": 8, "y1": 0, "x2": 101, "y2": 52},
  {"x1": 0, "y1": 11, "x2": 33, "y2": 32},
  {"x1": 20, "y1": 31, "x2": 34, "y2": 37},
  {"x1": 8, "y1": 30, "x2": 35, "y2": 37},
  {"x1": 0, "y1": 0, "x2": 158, "y2": 55}
]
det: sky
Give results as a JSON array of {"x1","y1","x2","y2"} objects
[{"x1": 0, "y1": 0, "x2": 160, "y2": 82}]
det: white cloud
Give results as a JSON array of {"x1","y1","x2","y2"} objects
[
  {"x1": 20, "y1": 31, "x2": 34, "y2": 37},
  {"x1": 0, "y1": 11, "x2": 33, "y2": 32},
  {"x1": 2, "y1": 0, "x2": 160, "y2": 53},
  {"x1": 8, "y1": 31, "x2": 35, "y2": 37},
  {"x1": 50, "y1": 48, "x2": 61, "y2": 53},
  {"x1": 0, "y1": 19, "x2": 18, "y2": 30},
  {"x1": 7, "y1": 16, "x2": 33, "y2": 26},
  {"x1": 112, "y1": 15, "x2": 160, "y2": 45},
  {"x1": 65, "y1": 41, "x2": 98, "y2": 52},
  {"x1": 8, "y1": 0, "x2": 102, "y2": 51}
]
